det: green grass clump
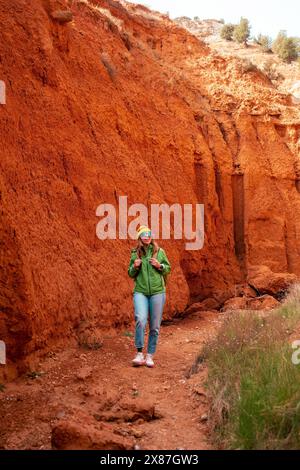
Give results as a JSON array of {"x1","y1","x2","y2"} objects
[{"x1": 202, "y1": 283, "x2": 300, "y2": 449}]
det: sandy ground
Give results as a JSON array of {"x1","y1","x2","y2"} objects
[{"x1": 0, "y1": 311, "x2": 222, "y2": 450}]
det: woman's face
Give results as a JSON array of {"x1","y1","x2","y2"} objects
[{"x1": 140, "y1": 231, "x2": 152, "y2": 245}]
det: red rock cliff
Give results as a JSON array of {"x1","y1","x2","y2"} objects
[{"x1": 1, "y1": 0, "x2": 300, "y2": 369}]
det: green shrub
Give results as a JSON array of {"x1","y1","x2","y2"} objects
[
  {"x1": 233, "y1": 17, "x2": 251, "y2": 45},
  {"x1": 272, "y1": 31, "x2": 299, "y2": 63},
  {"x1": 220, "y1": 23, "x2": 235, "y2": 41},
  {"x1": 272, "y1": 31, "x2": 287, "y2": 54},
  {"x1": 240, "y1": 58, "x2": 258, "y2": 73},
  {"x1": 255, "y1": 34, "x2": 273, "y2": 53},
  {"x1": 261, "y1": 59, "x2": 284, "y2": 81},
  {"x1": 123, "y1": 330, "x2": 134, "y2": 338},
  {"x1": 202, "y1": 283, "x2": 300, "y2": 449}
]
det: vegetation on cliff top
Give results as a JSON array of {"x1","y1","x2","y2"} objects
[{"x1": 220, "y1": 18, "x2": 300, "y2": 63}]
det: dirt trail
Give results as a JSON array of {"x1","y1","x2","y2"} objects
[{"x1": 0, "y1": 311, "x2": 221, "y2": 450}]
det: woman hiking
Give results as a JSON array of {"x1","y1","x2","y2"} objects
[{"x1": 128, "y1": 225, "x2": 171, "y2": 368}]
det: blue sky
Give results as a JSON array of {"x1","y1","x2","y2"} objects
[{"x1": 128, "y1": 0, "x2": 299, "y2": 39}]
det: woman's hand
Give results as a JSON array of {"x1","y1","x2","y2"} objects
[
  {"x1": 149, "y1": 258, "x2": 162, "y2": 269},
  {"x1": 134, "y1": 259, "x2": 142, "y2": 268}
]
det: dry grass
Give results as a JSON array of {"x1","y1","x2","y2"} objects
[
  {"x1": 76, "y1": 0, "x2": 123, "y2": 28},
  {"x1": 202, "y1": 283, "x2": 300, "y2": 449},
  {"x1": 100, "y1": 52, "x2": 116, "y2": 80},
  {"x1": 76, "y1": 320, "x2": 104, "y2": 350}
]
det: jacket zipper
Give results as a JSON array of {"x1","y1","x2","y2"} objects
[
  {"x1": 158, "y1": 248, "x2": 164, "y2": 290},
  {"x1": 146, "y1": 247, "x2": 152, "y2": 295}
]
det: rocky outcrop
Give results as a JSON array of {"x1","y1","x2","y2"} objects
[
  {"x1": 1, "y1": 0, "x2": 300, "y2": 369},
  {"x1": 247, "y1": 265, "x2": 298, "y2": 298},
  {"x1": 51, "y1": 419, "x2": 134, "y2": 449},
  {"x1": 221, "y1": 294, "x2": 280, "y2": 312},
  {"x1": 51, "y1": 396, "x2": 159, "y2": 449}
]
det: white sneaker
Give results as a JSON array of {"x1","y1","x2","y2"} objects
[
  {"x1": 132, "y1": 352, "x2": 145, "y2": 367},
  {"x1": 145, "y1": 353, "x2": 154, "y2": 368}
]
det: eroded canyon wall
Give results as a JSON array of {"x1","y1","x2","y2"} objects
[{"x1": 1, "y1": 0, "x2": 300, "y2": 368}]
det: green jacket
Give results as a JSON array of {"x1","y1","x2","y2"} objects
[{"x1": 128, "y1": 244, "x2": 171, "y2": 295}]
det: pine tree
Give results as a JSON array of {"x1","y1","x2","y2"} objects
[
  {"x1": 233, "y1": 17, "x2": 251, "y2": 45},
  {"x1": 255, "y1": 34, "x2": 272, "y2": 53},
  {"x1": 272, "y1": 31, "x2": 287, "y2": 55},
  {"x1": 272, "y1": 31, "x2": 299, "y2": 63},
  {"x1": 220, "y1": 23, "x2": 235, "y2": 41}
]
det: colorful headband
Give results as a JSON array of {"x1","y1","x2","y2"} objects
[{"x1": 136, "y1": 225, "x2": 151, "y2": 239}]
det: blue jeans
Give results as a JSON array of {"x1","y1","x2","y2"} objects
[{"x1": 133, "y1": 292, "x2": 166, "y2": 354}]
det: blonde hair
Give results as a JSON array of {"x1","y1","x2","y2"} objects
[{"x1": 134, "y1": 238, "x2": 159, "y2": 259}]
